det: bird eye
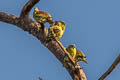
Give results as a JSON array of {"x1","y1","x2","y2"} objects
[
  {"x1": 54, "y1": 21, "x2": 58, "y2": 25},
  {"x1": 79, "y1": 56, "x2": 83, "y2": 58}
]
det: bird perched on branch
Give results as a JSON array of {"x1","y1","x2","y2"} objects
[
  {"x1": 66, "y1": 44, "x2": 77, "y2": 59},
  {"x1": 64, "y1": 44, "x2": 76, "y2": 62},
  {"x1": 48, "y1": 21, "x2": 65, "y2": 40},
  {"x1": 33, "y1": 8, "x2": 53, "y2": 24},
  {"x1": 75, "y1": 50, "x2": 88, "y2": 64},
  {"x1": 63, "y1": 44, "x2": 77, "y2": 67},
  {"x1": 64, "y1": 44, "x2": 88, "y2": 65}
]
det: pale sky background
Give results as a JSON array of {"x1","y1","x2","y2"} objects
[{"x1": 0, "y1": 0, "x2": 120, "y2": 80}]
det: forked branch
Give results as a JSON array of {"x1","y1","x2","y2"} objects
[
  {"x1": 0, "y1": 0, "x2": 87, "y2": 80},
  {"x1": 20, "y1": 0, "x2": 40, "y2": 19}
]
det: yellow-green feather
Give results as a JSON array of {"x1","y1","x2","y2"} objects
[
  {"x1": 48, "y1": 21, "x2": 65, "y2": 40},
  {"x1": 75, "y1": 50, "x2": 88, "y2": 64},
  {"x1": 33, "y1": 8, "x2": 52, "y2": 23},
  {"x1": 66, "y1": 45, "x2": 76, "y2": 59}
]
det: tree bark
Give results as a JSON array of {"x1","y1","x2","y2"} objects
[{"x1": 0, "y1": 0, "x2": 87, "y2": 80}]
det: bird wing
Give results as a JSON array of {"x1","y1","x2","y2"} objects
[{"x1": 53, "y1": 28, "x2": 60, "y2": 33}]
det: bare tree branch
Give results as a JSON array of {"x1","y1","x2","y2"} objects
[
  {"x1": 20, "y1": 0, "x2": 40, "y2": 19},
  {"x1": 0, "y1": 12, "x2": 19, "y2": 25},
  {"x1": 99, "y1": 54, "x2": 120, "y2": 80},
  {"x1": 0, "y1": 0, "x2": 87, "y2": 80}
]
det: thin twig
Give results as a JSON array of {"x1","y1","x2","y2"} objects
[
  {"x1": 20, "y1": 0, "x2": 40, "y2": 19},
  {"x1": 99, "y1": 54, "x2": 120, "y2": 80},
  {"x1": 38, "y1": 77, "x2": 43, "y2": 80}
]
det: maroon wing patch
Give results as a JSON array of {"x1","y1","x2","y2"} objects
[
  {"x1": 54, "y1": 21, "x2": 58, "y2": 25},
  {"x1": 53, "y1": 29, "x2": 60, "y2": 33},
  {"x1": 37, "y1": 11, "x2": 46, "y2": 15}
]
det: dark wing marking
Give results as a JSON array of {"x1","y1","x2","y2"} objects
[{"x1": 53, "y1": 29, "x2": 60, "y2": 33}]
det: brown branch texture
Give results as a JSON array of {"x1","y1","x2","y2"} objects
[{"x1": 0, "y1": 0, "x2": 87, "y2": 80}]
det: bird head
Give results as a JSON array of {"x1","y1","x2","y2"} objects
[
  {"x1": 53, "y1": 21, "x2": 66, "y2": 31},
  {"x1": 59, "y1": 21, "x2": 65, "y2": 25},
  {"x1": 47, "y1": 14, "x2": 52, "y2": 23},
  {"x1": 34, "y1": 8, "x2": 39, "y2": 12},
  {"x1": 54, "y1": 21, "x2": 65, "y2": 25},
  {"x1": 68, "y1": 44, "x2": 76, "y2": 49},
  {"x1": 82, "y1": 58, "x2": 88, "y2": 64},
  {"x1": 76, "y1": 50, "x2": 88, "y2": 64},
  {"x1": 59, "y1": 21, "x2": 65, "y2": 31}
]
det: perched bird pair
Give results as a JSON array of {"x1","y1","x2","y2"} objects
[
  {"x1": 33, "y1": 8, "x2": 88, "y2": 64},
  {"x1": 33, "y1": 8, "x2": 65, "y2": 40},
  {"x1": 65, "y1": 44, "x2": 88, "y2": 64}
]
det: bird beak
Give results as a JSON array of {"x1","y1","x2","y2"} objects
[{"x1": 84, "y1": 60, "x2": 88, "y2": 64}]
